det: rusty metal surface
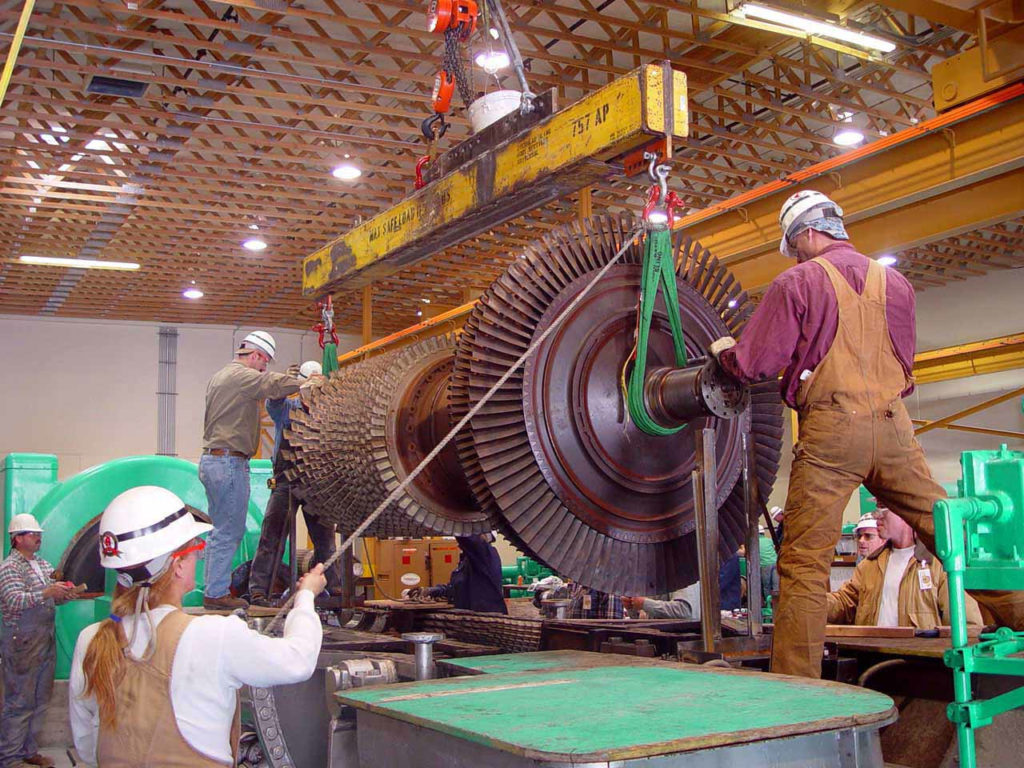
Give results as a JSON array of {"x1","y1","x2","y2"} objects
[
  {"x1": 285, "y1": 333, "x2": 491, "y2": 536},
  {"x1": 451, "y1": 214, "x2": 783, "y2": 595}
]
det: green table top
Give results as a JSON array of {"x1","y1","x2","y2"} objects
[{"x1": 339, "y1": 651, "x2": 896, "y2": 762}]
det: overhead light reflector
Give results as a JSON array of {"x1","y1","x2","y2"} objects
[
  {"x1": 877, "y1": 255, "x2": 898, "y2": 267},
  {"x1": 332, "y1": 163, "x2": 362, "y2": 181},
  {"x1": 731, "y1": 3, "x2": 896, "y2": 52},
  {"x1": 243, "y1": 238, "x2": 267, "y2": 252},
  {"x1": 19, "y1": 255, "x2": 140, "y2": 270},
  {"x1": 183, "y1": 286, "x2": 204, "y2": 299},
  {"x1": 475, "y1": 50, "x2": 510, "y2": 74}
]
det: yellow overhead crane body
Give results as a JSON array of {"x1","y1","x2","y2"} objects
[{"x1": 302, "y1": 62, "x2": 687, "y2": 296}]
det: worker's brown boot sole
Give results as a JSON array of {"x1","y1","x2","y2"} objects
[{"x1": 203, "y1": 594, "x2": 249, "y2": 610}]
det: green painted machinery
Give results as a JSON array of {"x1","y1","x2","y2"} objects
[
  {"x1": 501, "y1": 556, "x2": 554, "y2": 597},
  {"x1": 933, "y1": 444, "x2": 1024, "y2": 768},
  {"x1": 1, "y1": 453, "x2": 271, "y2": 679}
]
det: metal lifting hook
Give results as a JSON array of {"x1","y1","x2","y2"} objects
[
  {"x1": 642, "y1": 151, "x2": 682, "y2": 227},
  {"x1": 420, "y1": 113, "x2": 449, "y2": 142}
]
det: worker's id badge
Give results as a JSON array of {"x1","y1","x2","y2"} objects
[
  {"x1": 583, "y1": 594, "x2": 592, "y2": 610},
  {"x1": 918, "y1": 567, "x2": 933, "y2": 590}
]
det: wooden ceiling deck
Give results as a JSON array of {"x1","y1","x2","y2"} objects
[{"x1": 0, "y1": 0, "x2": 1019, "y2": 335}]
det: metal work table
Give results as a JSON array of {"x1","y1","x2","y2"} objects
[
  {"x1": 339, "y1": 650, "x2": 895, "y2": 767},
  {"x1": 826, "y1": 634, "x2": 951, "y2": 660}
]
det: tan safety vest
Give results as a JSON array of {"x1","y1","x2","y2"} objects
[{"x1": 97, "y1": 610, "x2": 240, "y2": 767}]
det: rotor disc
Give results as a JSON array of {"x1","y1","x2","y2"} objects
[{"x1": 452, "y1": 214, "x2": 783, "y2": 595}]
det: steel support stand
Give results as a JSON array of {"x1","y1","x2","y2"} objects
[
  {"x1": 743, "y1": 418, "x2": 764, "y2": 637},
  {"x1": 693, "y1": 426, "x2": 721, "y2": 653}
]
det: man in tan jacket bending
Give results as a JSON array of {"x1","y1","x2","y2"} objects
[{"x1": 828, "y1": 506, "x2": 982, "y2": 629}]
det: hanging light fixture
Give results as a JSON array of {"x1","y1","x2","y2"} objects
[
  {"x1": 729, "y1": 2, "x2": 896, "y2": 52},
  {"x1": 332, "y1": 163, "x2": 362, "y2": 181}
]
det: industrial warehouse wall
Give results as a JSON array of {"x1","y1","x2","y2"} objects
[
  {"x1": 0, "y1": 314, "x2": 364, "y2": 476},
  {"x1": 1, "y1": 265, "x2": 1022, "y2": 538}
]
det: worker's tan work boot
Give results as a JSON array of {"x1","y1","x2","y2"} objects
[
  {"x1": 203, "y1": 594, "x2": 249, "y2": 611},
  {"x1": 23, "y1": 755, "x2": 55, "y2": 768}
]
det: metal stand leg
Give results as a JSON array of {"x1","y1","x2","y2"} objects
[
  {"x1": 743, "y1": 423, "x2": 764, "y2": 637},
  {"x1": 693, "y1": 426, "x2": 721, "y2": 653},
  {"x1": 289, "y1": 487, "x2": 299, "y2": 591}
]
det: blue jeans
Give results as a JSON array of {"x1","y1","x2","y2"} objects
[
  {"x1": 200, "y1": 454, "x2": 250, "y2": 598},
  {"x1": 249, "y1": 477, "x2": 342, "y2": 597},
  {"x1": 0, "y1": 604, "x2": 56, "y2": 767}
]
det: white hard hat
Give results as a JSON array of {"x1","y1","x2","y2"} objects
[
  {"x1": 298, "y1": 360, "x2": 322, "y2": 379},
  {"x1": 854, "y1": 513, "x2": 879, "y2": 533},
  {"x1": 770, "y1": 506, "x2": 784, "y2": 521},
  {"x1": 778, "y1": 190, "x2": 843, "y2": 258},
  {"x1": 99, "y1": 486, "x2": 212, "y2": 587},
  {"x1": 239, "y1": 330, "x2": 276, "y2": 360},
  {"x1": 8, "y1": 513, "x2": 43, "y2": 534}
]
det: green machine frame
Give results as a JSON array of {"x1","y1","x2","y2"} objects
[
  {"x1": 933, "y1": 444, "x2": 1024, "y2": 768},
  {"x1": 1, "y1": 453, "x2": 271, "y2": 679}
]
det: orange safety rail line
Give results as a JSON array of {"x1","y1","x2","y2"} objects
[
  {"x1": 672, "y1": 81, "x2": 1024, "y2": 230},
  {"x1": 336, "y1": 301, "x2": 476, "y2": 365}
]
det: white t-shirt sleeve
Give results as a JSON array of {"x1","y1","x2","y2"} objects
[
  {"x1": 219, "y1": 590, "x2": 323, "y2": 688},
  {"x1": 68, "y1": 623, "x2": 102, "y2": 766}
]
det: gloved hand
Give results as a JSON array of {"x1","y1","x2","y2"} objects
[
  {"x1": 402, "y1": 587, "x2": 425, "y2": 600},
  {"x1": 708, "y1": 336, "x2": 737, "y2": 360},
  {"x1": 286, "y1": 363, "x2": 302, "y2": 378}
]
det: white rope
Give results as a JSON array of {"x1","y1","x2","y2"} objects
[{"x1": 263, "y1": 224, "x2": 644, "y2": 633}]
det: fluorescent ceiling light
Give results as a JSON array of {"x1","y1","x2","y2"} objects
[
  {"x1": 732, "y1": 3, "x2": 896, "y2": 52},
  {"x1": 183, "y1": 286, "x2": 204, "y2": 299},
  {"x1": 834, "y1": 128, "x2": 864, "y2": 146},
  {"x1": 243, "y1": 238, "x2": 267, "y2": 252},
  {"x1": 475, "y1": 50, "x2": 510, "y2": 74},
  {"x1": 877, "y1": 255, "x2": 898, "y2": 267},
  {"x1": 19, "y1": 255, "x2": 140, "y2": 270},
  {"x1": 332, "y1": 163, "x2": 361, "y2": 181}
]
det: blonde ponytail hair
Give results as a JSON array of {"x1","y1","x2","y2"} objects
[{"x1": 81, "y1": 568, "x2": 177, "y2": 728}]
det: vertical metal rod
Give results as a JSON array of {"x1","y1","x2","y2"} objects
[
  {"x1": 485, "y1": 0, "x2": 536, "y2": 107},
  {"x1": 693, "y1": 427, "x2": 721, "y2": 652},
  {"x1": 289, "y1": 488, "x2": 298, "y2": 591},
  {"x1": 413, "y1": 642, "x2": 433, "y2": 680},
  {"x1": 743, "y1": 425, "x2": 763, "y2": 637}
]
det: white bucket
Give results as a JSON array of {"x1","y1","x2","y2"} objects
[{"x1": 468, "y1": 90, "x2": 522, "y2": 133}]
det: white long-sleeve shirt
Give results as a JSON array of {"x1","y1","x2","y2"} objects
[{"x1": 69, "y1": 590, "x2": 322, "y2": 765}]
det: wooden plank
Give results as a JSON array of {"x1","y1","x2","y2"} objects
[{"x1": 825, "y1": 624, "x2": 917, "y2": 638}]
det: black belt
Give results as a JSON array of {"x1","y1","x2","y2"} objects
[{"x1": 203, "y1": 448, "x2": 249, "y2": 459}]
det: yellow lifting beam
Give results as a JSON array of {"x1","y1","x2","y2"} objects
[{"x1": 302, "y1": 62, "x2": 687, "y2": 296}]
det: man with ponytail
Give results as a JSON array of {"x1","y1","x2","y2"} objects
[{"x1": 68, "y1": 486, "x2": 325, "y2": 767}]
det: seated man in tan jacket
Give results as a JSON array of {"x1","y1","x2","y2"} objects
[{"x1": 828, "y1": 506, "x2": 983, "y2": 629}]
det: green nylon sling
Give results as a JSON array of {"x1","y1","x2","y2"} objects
[{"x1": 624, "y1": 226, "x2": 689, "y2": 436}]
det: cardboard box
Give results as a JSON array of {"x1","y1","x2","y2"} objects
[
  {"x1": 364, "y1": 538, "x2": 430, "y2": 600},
  {"x1": 429, "y1": 540, "x2": 461, "y2": 587}
]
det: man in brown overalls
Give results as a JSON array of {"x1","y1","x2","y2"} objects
[{"x1": 710, "y1": 190, "x2": 1024, "y2": 678}]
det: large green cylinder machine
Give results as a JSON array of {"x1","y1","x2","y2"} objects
[{"x1": 1, "y1": 453, "x2": 270, "y2": 678}]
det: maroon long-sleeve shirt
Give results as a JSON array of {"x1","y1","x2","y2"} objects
[{"x1": 719, "y1": 242, "x2": 916, "y2": 408}]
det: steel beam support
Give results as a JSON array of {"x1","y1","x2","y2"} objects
[
  {"x1": 302, "y1": 62, "x2": 687, "y2": 295},
  {"x1": 914, "y1": 385, "x2": 1024, "y2": 436},
  {"x1": 684, "y1": 93, "x2": 1024, "y2": 293},
  {"x1": 914, "y1": 333, "x2": 1024, "y2": 384}
]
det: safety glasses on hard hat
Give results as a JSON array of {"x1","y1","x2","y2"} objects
[{"x1": 172, "y1": 538, "x2": 207, "y2": 561}]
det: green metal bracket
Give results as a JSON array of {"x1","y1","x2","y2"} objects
[{"x1": 934, "y1": 444, "x2": 1024, "y2": 768}]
